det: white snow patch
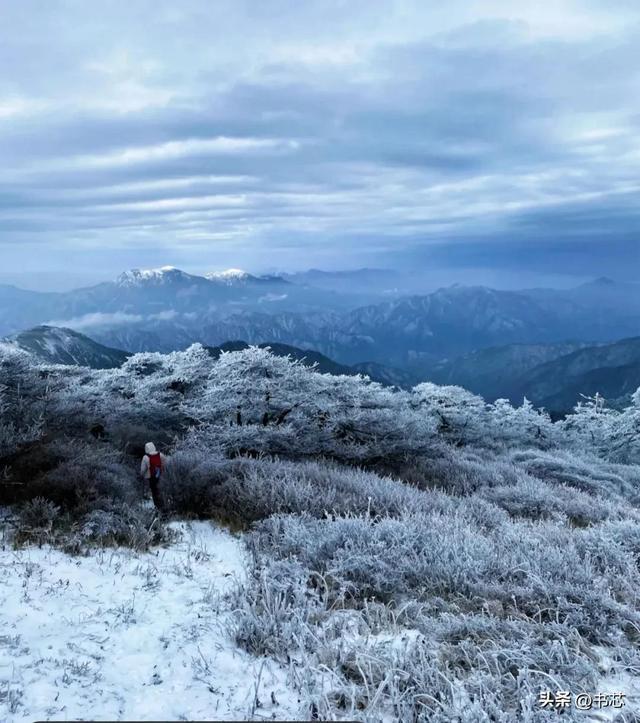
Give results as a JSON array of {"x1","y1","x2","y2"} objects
[
  {"x1": 206, "y1": 269, "x2": 250, "y2": 280},
  {"x1": 0, "y1": 521, "x2": 301, "y2": 721},
  {"x1": 115, "y1": 267, "x2": 193, "y2": 287}
]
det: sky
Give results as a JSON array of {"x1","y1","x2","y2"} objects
[{"x1": 0, "y1": 0, "x2": 639, "y2": 290}]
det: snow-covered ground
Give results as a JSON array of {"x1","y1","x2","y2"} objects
[
  {"x1": 3, "y1": 518, "x2": 639, "y2": 723},
  {"x1": 0, "y1": 521, "x2": 301, "y2": 722}
]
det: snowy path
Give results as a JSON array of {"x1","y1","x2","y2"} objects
[{"x1": 0, "y1": 521, "x2": 301, "y2": 722}]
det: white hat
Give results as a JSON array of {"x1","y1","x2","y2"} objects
[{"x1": 145, "y1": 442, "x2": 157, "y2": 455}]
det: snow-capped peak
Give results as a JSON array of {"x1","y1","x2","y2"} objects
[
  {"x1": 205, "y1": 268, "x2": 288, "y2": 286},
  {"x1": 205, "y1": 268, "x2": 259, "y2": 286},
  {"x1": 206, "y1": 268, "x2": 252, "y2": 281},
  {"x1": 116, "y1": 266, "x2": 191, "y2": 286}
]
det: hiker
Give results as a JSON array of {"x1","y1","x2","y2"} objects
[{"x1": 140, "y1": 442, "x2": 167, "y2": 511}]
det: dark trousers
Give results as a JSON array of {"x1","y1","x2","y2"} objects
[{"x1": 149, "y1": 477, "x2": 164, "y2": 511}]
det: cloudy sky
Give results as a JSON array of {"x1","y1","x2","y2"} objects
[{"x1": 1, "y1": 0, "x2": 639, "y2": 289}]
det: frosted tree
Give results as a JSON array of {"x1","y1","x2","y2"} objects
[
  {"x1": 0, "y1": 344, "x2": 46, "y2": 460},
  {"x1": 48, "y1": 343, "x2": 216, "y2": 442},
  {"x1": 606, "y1": 388, "x2": 640, "y2": 463},
  {"x1": 488, "y1": 397, "x2": 557, "y2": 449},
  {"x1": 410, "y1": 382, "x2": 490, "y2": 447},
  {"x1": 561, "y1": 392, "x2": 618, "y2": 458},
  {"x1": 182, "y1": 346, "x2": 437, "y2": 462}
]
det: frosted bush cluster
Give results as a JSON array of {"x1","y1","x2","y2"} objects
[
  {"x1": 2, "y1": 343, "x2": 640, "y2": 720},
  {"x1": 0, "y1": 344, "x2": 45, "y2": 462}
]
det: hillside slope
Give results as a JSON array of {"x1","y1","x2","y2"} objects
[
  {"x1": 6, "y1": 326, "x2": 129, "y2": 368},
  {"x1": 427, "y1": 341, "x2": 592, "y2": 401},
  {"x1": 516, "y1": 336, "x2": 640, "y2": 412}
]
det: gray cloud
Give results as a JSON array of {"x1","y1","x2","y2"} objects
[{"x1": 1, "y1": 1, "x2": 639, "y2": 285}]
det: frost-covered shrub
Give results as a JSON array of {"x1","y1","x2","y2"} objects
[
  {"x1": 18, "y1": 496, "x2": 60, "y2": 530},
  {"x1": 508, "y1": 448, "x2": 637, "y2": 499},
  {"x1": 14, "y1": 496, "x2": 61, "y2": 546},
  {"x1": 561, "y1": 394, "x2": 617, "y2": 457},
  {"x1": 231, "y1": 497, "x2": 640, "y2": 720},
  {"x1": 162, "y1": 448, "x2": 234, "y2": 519},
  {"x1": 24, "y1": 441, "x2": 137, "y2": 513},
  {"x1": 249, "y1": 512, "x2": 640, "y2": 642},
  {"x1": 411, "y1": 383, "x2": 490, "y2": 446},
  {"x1": 455, "y1": 495, "x2": 511, "y2": 531},
  {"x1": 352, "y1": 622, "x2": 596, "y2": 722},
  {"x1": 80, "y1": 501, "x2": 173, "y2": 549},
  {"x1": 478, "y1": 474, "x2": 618, "y2": 526},
  {"x1": 232, "y1": 555, "x2": 604, "y2": 722},
  {"x1": 230, "y1": 558, "x2": 325, "y2": 659},
  {"x1": 12, "y1": 494, "x2": 169, "y2": 550},
  {"x1": 251, "y1": 513, "x2": 493, "y2": 604},
  {"x1": 406, "y1": 445, "x2": 521, "y2": 496},
  {"x1": 560, "y1": 391, "x2": 640, "y2": 464},
  {"x1": 164, "y1": 454, "x2": 458, "y2": 527},
  {"x1": 488, "y1": 397, "x2": 558, "y2": 446},
  {"x1": 47, "y1": 344, "x2": 215, "y2": 450},
  {"x1": 410, "y1": 384, "x2": 557, "y2": 451},
  {"x1": 608, "y1": 389, "x2": 640, "y2": 464},
  {"x1": 0, "y1": 345, "x2": 46, "y2": 473}
]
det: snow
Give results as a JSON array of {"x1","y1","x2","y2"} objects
[
  {"x1": 116, "y1": 267, "x2": 190, "y2": 286},
  {"x1": 0, "y1": 521, "x2": 301, "y2": 722},
  {"x1": 206, "y1": 269, "x2": 252, "y2": 283},
  {"x1": 207, "y1": 269, "x2": 249, "y2": 279}
]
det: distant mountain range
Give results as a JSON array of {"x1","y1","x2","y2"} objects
[
  {"x1": 3, "y1": 268, "x2": 638, "y2": 364},
  {"x1": 514, "y1": 336, "x2": 640, "y2": 412},
  {"x1": 428, "y1": 341, "x2": 594, "y2": 401},
  {"x1": 1, "y1": 268, "x2": 639, "y2": 412},
  {"x1": 429, "y1": 336, "x2": 640, "y2": 413},
  {"x1": 281, "y1": 268, "x2": 405, "y2": 298},
  {"x1": 0, "y1": 266, "x2": 361, "y2": 340}
]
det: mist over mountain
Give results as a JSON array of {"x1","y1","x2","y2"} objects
[{"x1": 281, "y1": 268, "x2": 407, "y2": 299}]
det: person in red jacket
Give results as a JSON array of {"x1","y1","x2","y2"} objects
[{"x1": 140, "y1": 442, "x2": 167, "y2": 511}]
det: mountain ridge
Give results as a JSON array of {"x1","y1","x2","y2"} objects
[
  {"x1": 1, "y1": 271, "x2": 638, "y2": 376},
  {"x1": 5, "y1": 326, "x2": 130, "y2": 368},
  {"x1": 514, "y1": 336, "x2": 640, "y2": 412}
]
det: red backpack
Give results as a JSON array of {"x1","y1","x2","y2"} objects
[{"x1": 149, "y1": 452, "x2": 162, "y2": 480}]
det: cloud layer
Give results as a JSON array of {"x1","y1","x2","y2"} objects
[{"x1": 1, "y1": 1, "x2": 639, "y2": 285}]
